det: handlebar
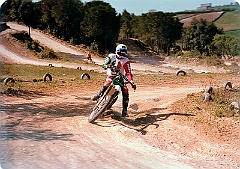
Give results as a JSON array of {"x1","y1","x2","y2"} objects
[
  {"x1": 107, "y1": 65, "x2": 136, "y2": 91},
  {"x1": 119, "y1": 72, "x2": 136, "y2": 91}
]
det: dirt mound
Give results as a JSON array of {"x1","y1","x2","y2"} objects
[{"x1": 117, "y1": 39, "x2": 147, "y2": 51}]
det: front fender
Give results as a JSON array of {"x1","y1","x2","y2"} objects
[{"x1": 112, "y1": 77, "x2": 124, "y2": 87}]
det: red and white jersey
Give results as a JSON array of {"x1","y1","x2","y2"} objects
[{"x1": 106, "y1": 54, "x2": 133, "y2": 81}]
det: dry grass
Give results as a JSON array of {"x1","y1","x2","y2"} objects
[
  {"x1": 0, "y1": 63, "x2": 105, "y2": 94},
  {"x1": 171, "y1": 87, "x2": 239, "y2": 118}
]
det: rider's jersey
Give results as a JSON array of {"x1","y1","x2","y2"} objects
[{"x1": 102, "y1": 53, "x2": 133, "y2": 81}]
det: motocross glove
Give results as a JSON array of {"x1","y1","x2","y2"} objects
[
  {"x1": 132, "y1": 84, "x2": 136, "y2": 90},
  {"x1": 130, "y1": 81, "x2": 136, "y2": 90}
]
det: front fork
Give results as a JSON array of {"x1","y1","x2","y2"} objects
[
  {"x1": 103, "y1": 85, "x2": 121, "y2": 110},
  {"x1": 94, "y1": 84, "x2": 121, "y2": 109},
  {"x1": 106, "y1": 91, "x2": 119, "y2": 110}
]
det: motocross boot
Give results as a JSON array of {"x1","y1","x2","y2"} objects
[
  {"x1": 122, "y1": 93, "x2": 129, "y2": 117},
  {"x1": 91, "y1": 86, "x2": 108, "y2": 101}
]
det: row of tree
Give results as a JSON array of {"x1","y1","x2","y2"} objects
[
  {"x1": 0, "y1": 0, "x2": 239, "y2": 56},
  {"x1": 120, "y1": 11, "x2": 239, "y2": 56},
  {"x1": 1, "y1": 0, "x2": 119, "y2": 53},
  {"x1": 120, "y1": 11, "x2": 183, "y2": 55}
]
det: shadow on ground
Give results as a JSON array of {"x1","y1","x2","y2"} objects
[
  {"x1": 0, "y1": 127, "x2": 74, "y2": 141},
  {"x1": 0, "y1": 87, "x2": 49, "y2": 100},
  {"x1": 95, "y1": 108, "x2": 195, "y2": 135},
  {"x1": 58, "y1": 52, "x2": 85, "y2": 60},
  {"x1": 0, "y1": 98, "x2": 95, "y2": 141}
]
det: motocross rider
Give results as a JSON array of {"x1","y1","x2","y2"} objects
[{"x1": 91, "y1": 44, "x2": 136, "y2": 117}]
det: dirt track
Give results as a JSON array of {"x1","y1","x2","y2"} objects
[{"x1": 0, "y1": 22, "x2": 239, "y2": 169}]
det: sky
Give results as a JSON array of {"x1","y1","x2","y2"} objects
[
  {"x1": 84, "y1": 0, "x2": 239, "y2": 15},
  {"x1": 0, "y1": 0, "x2": 239, "y2": 15}
]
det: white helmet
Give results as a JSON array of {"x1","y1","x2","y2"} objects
[{"x1": 116, "y1": 44, "x2": 127, "y2": 59}]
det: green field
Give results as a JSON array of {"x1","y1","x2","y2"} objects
[
  {"x1": 214, "y1": 10, "x2": 240, "y2": 31},
  {"x1": 225, "y1": 29, "x2": 240, "y2": 40}
]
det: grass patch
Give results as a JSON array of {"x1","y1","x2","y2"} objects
[
  {"x1": 0, "y1": 63, "x2": 105, "y2": 94},
  {"x1": 225, "y1": 29, "x2": 240, "y2": 41}
]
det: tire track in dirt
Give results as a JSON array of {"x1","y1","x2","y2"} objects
[
  {"x1": 1, "y1": 88, "x2": 200, "y2": 169},
  {"x1": 2, "y1": 85, "x2": 236, "y2": 169}
]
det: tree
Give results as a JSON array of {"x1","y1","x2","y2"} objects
[
  {"x1": 131, "y1": 14, "x2": 144, "y2": 39},
  {"x1": 19, "y1": 0, "x2": 40, "y2": 36},
  {"x1": 51, "y1": 0, "x2": 84, "y2": 42},
  {"x1": 39, "y1": 0, "x2": 58, "y2": 33},
  {"x1": 0, "y1": 0, "x2": 12, "y2": 21},
  {"x1": 161, "y1": 14, "x2": 183, "y2": 55},
  {"x1": 211, "y1": 34, "x2": 240, "y2": 57},
  {"x1": 182, "y1": 18, "x2": 223, "y2": 55},
  {"x1": 1, "y1": 0, "x2": 22, "y2": 22},
  {"x1": 120, "y1": 10, "x2": 133, "y2": 39},
  {"x1": 141, "y1": 12, "x2": 183, "y2": 55},
  {"x1": 81, "y1": 1, "x2": 120, "y2": 54}
]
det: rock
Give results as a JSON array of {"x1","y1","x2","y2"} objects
[{"x1": 230, "y1": 102, "x2": 240, "y2": 114}]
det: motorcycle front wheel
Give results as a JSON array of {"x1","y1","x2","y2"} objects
[{"x1": 88, "y1": 95, "x2": 112, "y2": 123}]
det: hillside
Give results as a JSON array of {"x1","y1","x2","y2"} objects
[
  {"x1": 178, "y1": 4, "x2": 240, "y2": 32},
  {"x1": 180, "y1": 11, "x2": 224, "y2": 27},
  {"x1": 214, "y1": 10, "x2": 240, "y2": 31}
]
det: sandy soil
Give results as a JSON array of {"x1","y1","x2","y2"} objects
[{"x1": 0, "y1": 22, "x2": 239, "y2": 169}]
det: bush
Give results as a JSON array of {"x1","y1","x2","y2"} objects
[
  {"x1": 38, "y1": 48, "x2": 58, "y2": 59},
  {"x1": 212, "y1": 88, "x2": 239, "y2": 117},
  {"x1": 180, "y1": 50, "x2": 202, "y2": 59},
  {"x1": 176, "y1": 50, "x2": 224, "y2": 67},
  {"x1": 199, "y1": 55, "x2": 223, "y2": 66},
  {"x1": 11, "y1": 31, "x2": 31, "y2": 42},
  {"x1": 174, "y1": 51, "x2": 183, "y2": 57},
  {"x1": 11, "y1": 31, "x2": 59, "y2": 60}
]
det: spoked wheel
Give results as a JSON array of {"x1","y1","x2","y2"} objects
[{"x1": 88, "y1": 95, "x2": 112, "y2": 123}]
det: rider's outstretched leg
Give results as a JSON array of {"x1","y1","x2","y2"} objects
[
  {"x1": 91, "y1": 86, "x2": 108, "y2": 101},
  {"x1": 92, "y1": 77, "x2": 113, "y2": 101}
]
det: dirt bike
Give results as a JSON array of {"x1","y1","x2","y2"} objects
[{"x1": 88, "y1": 67, "x2": 135, "y2": 123}]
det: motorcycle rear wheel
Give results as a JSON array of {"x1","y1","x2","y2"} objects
[{"x1": 88, "y1": 95, "x2": 112, "y2": 123}]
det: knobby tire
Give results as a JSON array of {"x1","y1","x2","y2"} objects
[{"x1": 88, "y1": 95, "x2": 112, "y2": 123}]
